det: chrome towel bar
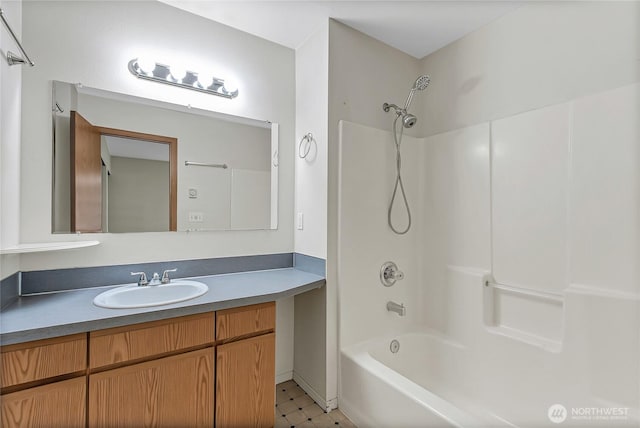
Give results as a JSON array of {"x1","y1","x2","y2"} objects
[
  {"x1": 0, "y1": 8, "x2": 35, "y2": 66},
  {"x1": 184, "y1": 161, "x2": 228, "y2": 169}
]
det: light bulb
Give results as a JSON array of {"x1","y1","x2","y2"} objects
[
  {"x1": 222, "y1": 78, "x2": 238, "y2": 94},
  {"x1": 170, "y1": 65, "x2": 187, "y2": 83},
  {"x1": 137, "y1": 57, "x2": 156, "y2": 75},
  {"x1": 198, "y1": 73, "x2": 213, "y2": 89}
]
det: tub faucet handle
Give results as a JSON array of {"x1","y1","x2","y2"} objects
[{"x1": 380, "y1": 261, "x2": 405, "y2": 286}]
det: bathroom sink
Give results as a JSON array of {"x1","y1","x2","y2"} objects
[{"x1": 93, "y1": 280, "x2": 208, "y2": 309}]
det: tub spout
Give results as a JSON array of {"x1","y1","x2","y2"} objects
[{"x1": 387, "y1": 301, "x2": 406, "y2": 316}]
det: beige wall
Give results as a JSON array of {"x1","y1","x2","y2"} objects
[{"x1": 107, "y1": 157, "x2": 170, "y2": 233}]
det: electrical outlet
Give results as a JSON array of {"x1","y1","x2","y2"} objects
[{"x1": 188, "y1": 212, "x2": 204, "y2": 222}]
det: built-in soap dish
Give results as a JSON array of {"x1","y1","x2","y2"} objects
[{"x1": 482, "y1": 274, "x2": 564, "y2": 352}]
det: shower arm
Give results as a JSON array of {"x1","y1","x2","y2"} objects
[{"x1": 383, "y1": 102, "x2": 405, "y2": 116}]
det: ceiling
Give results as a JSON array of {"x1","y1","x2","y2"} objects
[{"x1": 160, "y1": 1, "x2": 522, "y2": 59}]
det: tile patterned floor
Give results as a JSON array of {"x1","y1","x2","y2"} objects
[{"x1": 275, "y1": 380, "x2": 356, "y2": 428}]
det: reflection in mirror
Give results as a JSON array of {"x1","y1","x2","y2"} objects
[
  {"x1": 52, "y1": 81, "x2": 278, "y2": 233},
  {"x1": 101, "y1": 136, "x2": 172, "y2": 233}
]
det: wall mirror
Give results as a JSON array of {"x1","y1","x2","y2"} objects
[{"x1": 51, "y1": 81, "x2": 278, "y2": 233}]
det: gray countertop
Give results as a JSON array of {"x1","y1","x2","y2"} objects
[{"x1": 0, "y1": 268, "x2": 325, "y2": 345}]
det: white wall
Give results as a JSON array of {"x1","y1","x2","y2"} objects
[
  {"x1": 420, "y1": 1, "x2": 640, "y2": 138},
  {"x1": 16, "y1": 0, "x2": 295, "y2": 384},
  {"x1": 0, "y1": 0, "x2": 22, "y2": 278},
  {"x1": 411, "y1": 2, "x2": 639, "y2": 423},
  {"x1": 19, "y1": 1, "x2": 294, "y2": 270},
  {"x1": 333, "y1": 2, "x2": 638, "y2": 422},
  {"x1": 293, "y1": 22, "x2": 329, "y2": 406},
  {"x1": 416, "y1": 82, "x2": 639, "y2": 425},
  {"x1": 294, "y1": 23, "x2": 328, "y2": 260},
  {"x1": 327, "y1": 19, "x2": 423, "y2": 410},
  {"x1": 338, "y1": 121, "x2": 424, "y2": 348}
]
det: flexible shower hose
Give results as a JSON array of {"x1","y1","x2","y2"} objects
[{"x1": 388, "y1": 114, "x2": 411, "y2": 235}]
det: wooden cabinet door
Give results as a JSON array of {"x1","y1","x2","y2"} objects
[
  {"x1": 216, "y1": 333, "x2": 275, "y2": 428},
  {"x1": 1, "y1": 377, "x2": 86, "y2": 428},
  {"x1": 88, "y1": 348, "x2": 214, "y2": 428}
]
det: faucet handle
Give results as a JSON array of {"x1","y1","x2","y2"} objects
[
  {"x1": 161, "y1": 268, "x2": 177, "y2": 284},
  {"x1": 131, "y1": 272, "x2": 148, "y2": 286}
]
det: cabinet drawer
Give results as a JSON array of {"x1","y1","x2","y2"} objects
[
  {"x1": 90, "y1": 312, "x2": 214, "y2": 369},
  {"x1": 216, "y1": 302, "x2": 275, "y2": 341},
  {"x1": 1, "y1": 334, "x2": 87, "y2": 388},
  {"x1": 1, "y1": 377, "x2": 86, "y2": 428}
]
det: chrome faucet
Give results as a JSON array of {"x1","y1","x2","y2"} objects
[
  {"x1": 161, "y1": 268, "x2": 177, "y2": 284},
  {"x1": 131, "y1": 271, "x2": 149, "y2": 286},
  {"x1": 387, "y1": 301, "x2": 406, "y2": 316},
  {"x1": 149, "y1": 272, "x2": 162, "y2": 285}
]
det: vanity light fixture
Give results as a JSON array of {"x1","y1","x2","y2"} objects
[{"x1": 128, "y1": 58, "x2": 238, "y2": 99}]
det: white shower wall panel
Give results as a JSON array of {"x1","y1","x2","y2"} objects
[
  {"x1": 570, "y1": 83, "x2": 640, "y2": 295},
  {"x1": 338, "y1": 121, "x2": 423, "y2": 348},
  {"x1": 421, "y1": 123, "x2": 491, "y2": 334},
  {"x1": 491, "y1": 103, "x2": 571, "y2": 293},
  {"x1": 418, "y1": 83, "x2": 639, "y2": 420}
]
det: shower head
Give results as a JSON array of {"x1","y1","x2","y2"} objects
[
  {"x1": 402, "y1": 113, "x2": 417, "y2": 128},
  {"x1": 403, "y1": 74, "x2": 431, "y2": 111},
  {"x1": 383, "y1": 74, "x2": 431, "y2": 128},
  {"x1": 413, "y1": 74, "x2": 431, "y2": 91}
]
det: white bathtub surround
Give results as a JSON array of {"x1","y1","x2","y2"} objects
[
  {"x1": 337, "y1": 82, "x2": 639, "y2": 427},
  {"x1": 338, "y1": 121, "x2": 424, "y2": 349}
]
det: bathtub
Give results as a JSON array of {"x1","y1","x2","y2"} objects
[{"x1": 339, "y1": 332, "x2": 511, "y2": 428}]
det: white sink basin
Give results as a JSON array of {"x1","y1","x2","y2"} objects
[{"x1": 93, "y1": 280, "x2": 208, "y2": 309}]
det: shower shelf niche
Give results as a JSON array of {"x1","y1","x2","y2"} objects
[
  {"x1": 482, "y1": 274, "x2": 564, "y2": 353},
  {"x1": 0, "y1": 240, "x2": 100, "y2": 254}
]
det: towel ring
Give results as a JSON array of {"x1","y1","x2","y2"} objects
[{"x1": 299, "y1": 133, "x2": 314, "y2": 159}]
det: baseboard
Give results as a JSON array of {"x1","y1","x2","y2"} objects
[
  {"x1": 276, "y1": 370, "x2": 293, "y2": 384},
  {"x1": 292, "y1": 371, "x2": 338, "y2": 412}
]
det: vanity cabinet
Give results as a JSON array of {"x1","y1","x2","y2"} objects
[
  {"x1": 0, "y1": 302, "x2": 276, "y2": 428},
  {"x1": 87, "y1": 312, "x2": 215, "y2": 428},
  {"x1": 0, "y1": 334, "x2": 87, "y2": 428},
  {"x1": 215, "y1": 302, "x2": 276, "y2": 428}
]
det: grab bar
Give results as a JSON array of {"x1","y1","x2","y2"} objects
[
  {"x1": 0, "y1": 8, "x2": 35, "y2": 66},
  {"x1": 184, "y1": 161, "x2": 228, "y2": 169},
  {"x1": 484, "y1": 280, "x2": 564, "y2": 303}
]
